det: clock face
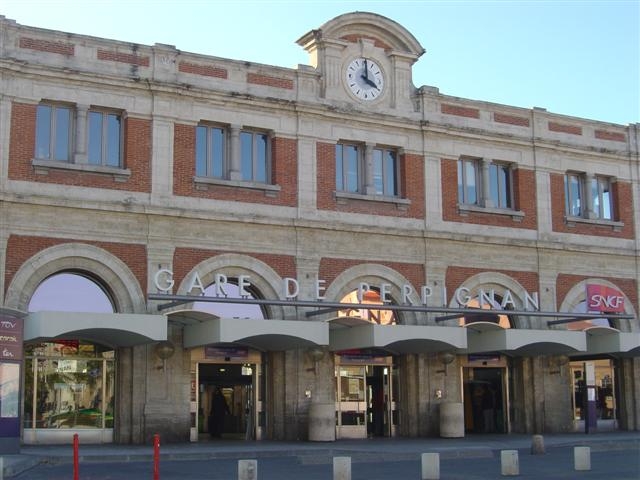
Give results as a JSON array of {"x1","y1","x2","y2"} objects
[{"x1": 345, "y1": 57, "x2": 385, "y2": 101}]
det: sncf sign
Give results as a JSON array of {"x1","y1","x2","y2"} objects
[{"x1": 586, "y1": 284, "x2": 625, "y2": 313}]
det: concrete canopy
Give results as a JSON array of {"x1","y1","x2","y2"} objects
[
  {"x1": 328, "y1": 321, "x2": 467, "y2": 354},
  {"x1": 585, "y1": 327, "x2": 640, "y2": 357},
  {"x1": 466, "y1": 322, "x2": 587, "y2": 356},
  {"x1": 25, "y1": 311, "x2": 167, "y2": 348},
  {"x1": 179, "y1": 312, "x2": 329, "y2": 351}
]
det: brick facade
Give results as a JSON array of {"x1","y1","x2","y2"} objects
[
  {"x1": 4, "y1": 235, "x2": 148, "y2": 295},
  {"x1": 173, "y1": 124, "x2": 297, "y2": 206},
  {"x1": 550, "y1": 173, "x2": 634, "y2": 238},
  {"x1": 441, "y1": 159, "x2": 537, "y2": 229},
  {"x1": 8, "y1": 102, "x2": 151, "y2": 192},
  {"x1": 172, "y1": 248, "x2": 297, "y2": 289}
]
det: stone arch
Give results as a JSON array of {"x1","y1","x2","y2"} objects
[
  {"x1": 323, "y1": 263, "x2": 420, "y2": 325},
  {"x1": 450, "y1": 271, "x2": 536, "y2": 328},
  {"x1": 559, "y1": 279, "x2": 637, "y2": 332},
  {"x1": 4, "y1": 243, "x2": 145, "y2": 313},
  {"x1": 317, "y1": 12, "x2": 425, "y2": 59},
  {"x1": 175, "y1": 253, "x2": 295, "y2": 320}
]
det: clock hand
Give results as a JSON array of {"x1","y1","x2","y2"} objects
[
  {"x1": 363, "y1": 59, "x2": 369, "y2": 80},
  {"x1": 360, "y1": 75, "x2": 379, "y2": 89}
]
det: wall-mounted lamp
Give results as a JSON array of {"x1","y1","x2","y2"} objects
[
  {"x1": 550, "y1": 355, "x2": 570, "y2": 375},
  {"x1": 307, "y1": 347, "x2": 325, "y2": 375},
  {"x1": 437, "y1": 352, "x2": 456, "y2": 376},
  {"x1": 155, "y1": 340, "x2": 175, "y2": 371}
]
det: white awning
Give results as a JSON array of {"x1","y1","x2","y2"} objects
[
  {"x1": 466, "y1": 322, "x2": 587, "y2": 356},
  {"x1": 585, "y1": 327, "x2": 640, "y2": 357},
  {"x1": 329, "y1": 321, "x2": 467, "y2": 354},
  {"x1": 25, "y1": 311, "x2": 167, "y2": 348},
  {"x1": 179, "y1": 313, "x2": 329, "y2": 350}
]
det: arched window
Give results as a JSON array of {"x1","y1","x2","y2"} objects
[
  {"x1": 28, "y1": 271, "x2": 114, "y2": 313},
  {"x1": 338, "y1": 289, "x2": 396, "y2": 325},
  {"x1": 192, "y1": 280, "x2": 265, "y2": 319},
  {"x1": 566, "y1": 301, "x2": 612, "y2": 330},
  {"x1": 459, "y1": 296, "x2": 512, "y2": 328},
  {"x1": 24, "y1": 272, "x2": 116, "y2": 433}
]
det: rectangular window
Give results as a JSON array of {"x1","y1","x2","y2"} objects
[
  {"x1": 88, "y1": 111, "x2": 122, "y2": 167},
  {"x1": 35, "y1": 104, "x2": 72, "y2": 161},
  {"x1": 336, "y1": 143, "x2": 361, "y2": 193},
  {"x1": 457, "y1": 158, "x2": 478, "y2": 205},
  {"x1": 240, "y1": 130, "x2": 268, "y2": 183},
  {"x1": 564, "y1": 173, "x2": 583, "y2": 217},
  {"x1": 489, "y1": 163, "x2": 513, "y2": 209},
  {"x1": 591, "y1": 176, "x2": 613, "y2": 220},
  {"x1": 373, "y1": 147, "x2": 398, "y2": 196},
  {"x1": 196, "y1": 125, "x2": 226, "y2": 178}
]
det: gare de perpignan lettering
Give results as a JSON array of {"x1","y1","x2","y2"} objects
[{"x1": 153, "y1": 269, "x2": 541, "y2": 311}]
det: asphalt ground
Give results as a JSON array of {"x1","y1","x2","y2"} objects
[{"x1": 2, "y1": 431, "x2": 638, "y2": 479}]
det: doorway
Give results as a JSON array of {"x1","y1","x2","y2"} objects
[
  {"x1": 197, "y1": 363, "x2": 258, "y2": 440},
  {"x1": 335, "y1": 360, "x2": 397, "y2": 439},
  {"x1": 570, "y1": 359, "x2": 618, "y2": 431},
  {"x1": 463, "y1": 367, "x2": 507, "y2": 433}
]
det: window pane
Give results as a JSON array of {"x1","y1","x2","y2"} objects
[
  {"x1": 0, "y1": 363, "x2": 20, "y2": 418},
  {"x1": 240, "y1": 132, "x2": 253, "y2": 181},
  {"x1": 384, "y1": 150, "x2": 397, "y2": 196},
  {"x1": 105, "y1": 114, "x2": 120, "y2": 167},
  {"x1": 569, "y1": 175, "x2": 581, "y2": 216},
  {"x1": 601, "y1": 180, "x2": 612, "y2": 220},
  {"x1": 35, "y1": 105, "x2": 52, "y2": 159},
  {"x1": 211, "y1": 127, "x2": 224, "y2": 178},
  {"x1": 465, "y1": 160, "x2": 477, "y2": 204},
  {"x1": 54, "y1": 107, "x2": 70, "y2": 161},
  {"x1": 591, "y1": 178, "x2": 600, "y2": 219},
  {"x1": 35, "y1": 358, "x2": 105, "y2": 429},
  {"x1": 88, "y1": 111, "x2": 103, "y2": 165},
  {"x1": 489, "y1": 163, "x2": 498, "y2": 206},
  {"x1": 255, "y1": 133, "x2": 267, "y2": 182},
  {"x1": 195, "y1": 126, "x2": 207, "y2": 176},
  {"x1": 345, "y1": 145, "x2": 359, "y2": 192},
  {"x1": 336, "y1": 144, "x2": 344, "y2": 190},
  {"x1": 373, "y1": 149, "x2": 383, "y2": 194},
  {"x1": 498, "y1": 165, "x2": 510, "y2": 208}
]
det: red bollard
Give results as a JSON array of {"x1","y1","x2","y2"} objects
[
  {"x1": 73, "y1": 433, "x2": 79, "y2": 480},
  {"x1": 153, "y1": 433, "x2": 160, "y2": 480}
]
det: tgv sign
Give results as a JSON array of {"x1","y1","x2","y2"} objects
[{"x1": 153, "y1": 269, "x2": 541, "y2": 310}]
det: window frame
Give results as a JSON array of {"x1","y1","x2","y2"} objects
[
  {"x1": 240, "y1": 129, "x2": 270, "y2": 183},
  {"x1": 335, "y1": 142, "x2": 362, "y2": 193},
  {"x1": 87, "y1": 108, "x2": 123, "y2": 168},
  {"x1": 196, "y1": 124, "x2": 227, "y2": 179},
  {"x1": 489, "y1": 161, "x2": 514, "y2": 209},
  {"x1": 591, "y1": 175, "x2": 613, "y2": 220},
  {"x1": 564, "y1": 172, "x2": 584, "y2": 218},
  {"x1": 35, "y1": 103, "x2": 74, "y2": 162},
  {"x1": 457, "y1": 157, "x2": 480, "y2": 206},
  {"x1": 372, "y1": 146, "x2": 399, "y2": 197}
]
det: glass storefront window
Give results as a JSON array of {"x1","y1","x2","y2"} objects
[{"x1": 23, "y1": 341, "x2": 115, "y2": 430}]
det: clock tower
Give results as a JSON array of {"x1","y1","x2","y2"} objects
[{"x1": 296, "y1": 12, "x2": 425, "y2": 110}]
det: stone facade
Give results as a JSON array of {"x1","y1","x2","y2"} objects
[{"x1": 0, "y1": 12, "x2": 638, "y2": 444}]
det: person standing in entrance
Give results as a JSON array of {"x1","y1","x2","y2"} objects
[{"x1": 209, "y1": 387, "x2": 230, "y2": 438}]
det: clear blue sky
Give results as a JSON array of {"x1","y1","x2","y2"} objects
[{"x1": 2, "y1": 0, "x2": 638, "y2": 125}]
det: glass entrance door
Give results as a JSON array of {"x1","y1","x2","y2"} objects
[
  {"x1": 196, "y1": 362, "x2": 261, "y2": 440},
  {"x1": 336, "y1": 365, "x2": 366, "y2": 438},
  {"x1": 335, "y1": 362, "x2": 397, "y2": 439},
  {"x1": 463, "y1": 367, "x2": 508, "y2": 433}
]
